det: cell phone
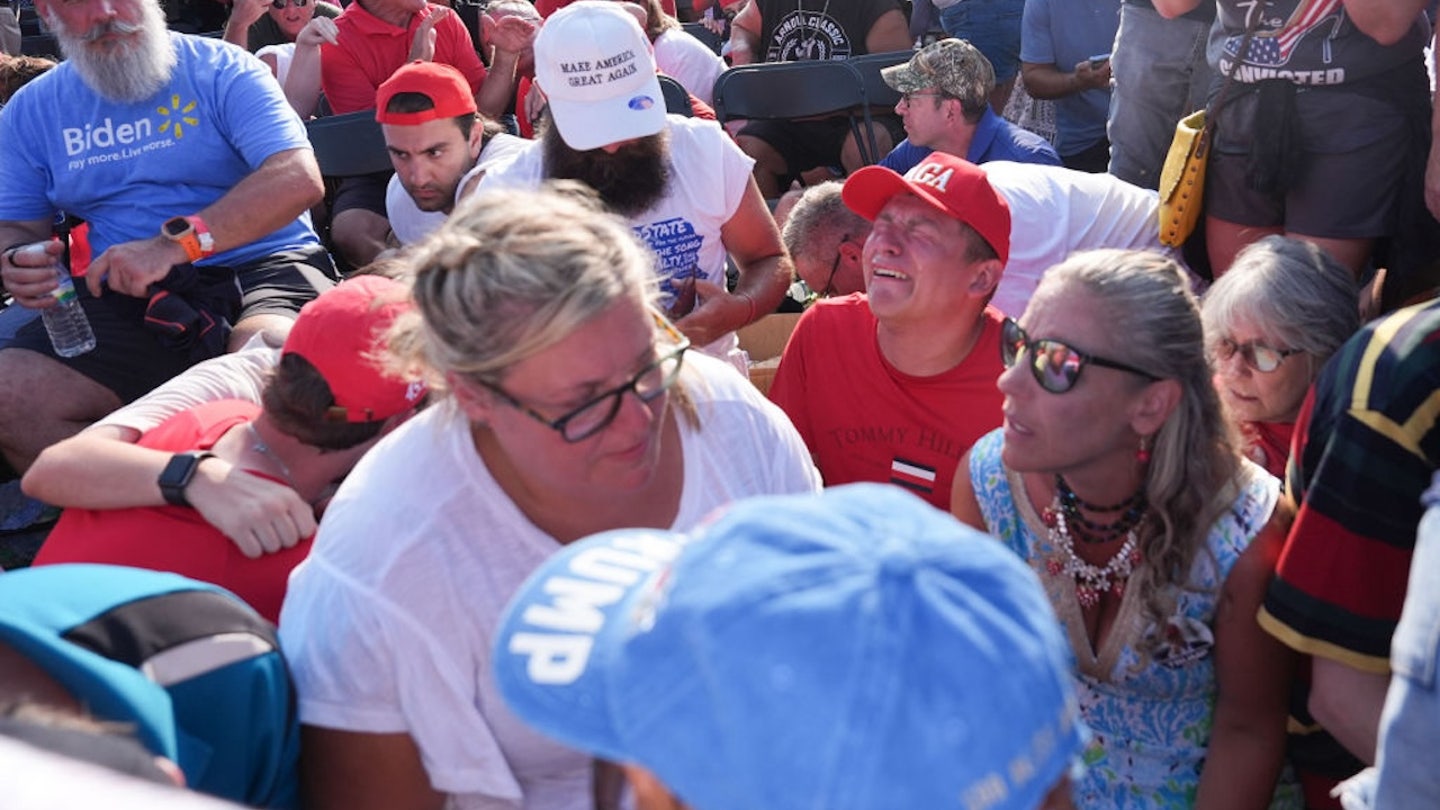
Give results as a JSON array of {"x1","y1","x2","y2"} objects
[{"x1": 1088, "y1": 53, "x2": 1111, "y2": 67}]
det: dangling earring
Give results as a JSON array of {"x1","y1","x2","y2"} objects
[{"x1": 1136, "y1": 435, "x2": 1152, "y2": 464}]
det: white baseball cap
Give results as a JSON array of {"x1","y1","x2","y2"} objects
[{"x1": 534, "y1": 1, "x2": 667, "y2": 151}]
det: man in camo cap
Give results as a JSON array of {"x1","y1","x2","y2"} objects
[{"x1": 878, "y1": 37, "x2": 1059, "y2": 175}]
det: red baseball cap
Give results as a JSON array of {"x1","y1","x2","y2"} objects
[
  {"x1": 282, "y1": 276, "x2": 426, "y2": 423},
  {"x1": 842, "y1": 152, "x2": 1011, "y2": 266},
  {"x1": 375, "y1": 61, "x2": 478, "y2": 126}
]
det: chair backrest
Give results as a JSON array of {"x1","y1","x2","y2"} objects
[
  {"x1": 843, "y1": 49, "x2": 913, "y2": 165},
  {"x1": 305, "y1": 110, "x2": 392, "y2": 178},
  {"x1": 680, "y1": 21, "x2": 725, "y2": 56},
  {"x1": 20, "y1": 33, "x2": 60, "y2": 59},
  {"x1": 658, "y1": 74, "x2": 694, "y2": 117},
  {"x1": 453, "y1": 0, "x2": 484, "y2": 51},
  {"x1": 711, "y1": 60, "x2": 864, "y2": 125},
  {"x1": 18, "y1": 6, "x2": 43, "y2": 37},
  {"x1": 846, "y1": 50, "x2": 912, "y2": 113}
]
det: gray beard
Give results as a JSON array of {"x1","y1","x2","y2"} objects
[{"x1": 51, "y1": 1, "x2": 176, "y2": 103}]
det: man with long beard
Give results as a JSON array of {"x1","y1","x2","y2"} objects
[
  {"x1": 0, "y1": 0, "x2": 335, "y2": 476},
  {"x1": 477, "y1": 1, "x2": 789, "y2": 369}
]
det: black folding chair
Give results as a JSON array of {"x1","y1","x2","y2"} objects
[
  {"x1": 846, "y1": 50, "x2": 911, "y2": 114},
  {"x1": 843, "y1": 49, "x2": 914, "y2": 164},
  {"x1": 304, "y1": 111, "x2": 392, "y2": 272},
  {"x1": 680, "y1": 21, "x2": 724, "y2": 56},
  {"x1": 658, "y1": 74, "x2": 695, "y2": 117},
  {"x1": 305, "y1": 110, "x2": 392, "y2": 179},
  {"x1": 18, "y1": 5, "x2": 42, "y2": 37},
  {"x1": 20, "y1": 33, "x2": 59, "y2": 59},
  {"x1": 713, "y1": 60, "x2": 883, "y2": 165},
  {"x1": 451, "y1": 0, "x2": 484, "y2": 52}
]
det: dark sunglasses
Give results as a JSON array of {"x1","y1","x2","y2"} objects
[
  {"x1": 1000, "y1": 318, "x2": 1159, "y2": 394},
  {"x1": 1211, "y1": 337, "x2": 1301, "y2": 374},
  {"x1": 477, "y1": 311, "x2": 690, "y2": 443},
  {"x1": 271, "y1": 0, "x2": 309, "y2": 9}
]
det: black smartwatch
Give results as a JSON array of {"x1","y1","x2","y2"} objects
[{"x1": 158, "y1": 451, "x2": 215, "y2": 507}]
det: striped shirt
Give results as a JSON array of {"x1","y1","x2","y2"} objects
[{"x1": 1260, "y1": 298, "x2": 1440, "y2": 672}]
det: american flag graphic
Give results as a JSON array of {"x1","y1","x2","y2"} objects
[{"x1": 1241, "y1": 0, "x2": 1342, "y2": 66}]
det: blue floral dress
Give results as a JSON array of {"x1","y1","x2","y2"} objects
[{"x1": 968, "y1": 429, "x2": 1301, "y2": 809}]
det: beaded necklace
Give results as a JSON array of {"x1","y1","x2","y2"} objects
[
  {"x1": 1049, "y1": 474, "x2": 1147, "y2": 544},
  {"x1": 1042, "y1": 479, "x2": 1146, "y2": 608}
]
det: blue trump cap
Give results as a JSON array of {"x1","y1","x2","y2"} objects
[{"x1": 493, "y1": 483, "x2": 1086, "y2": 810}]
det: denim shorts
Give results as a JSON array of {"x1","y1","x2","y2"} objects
[{"x1": 938, "y1": 0, "x2": 1025, "y2": 83}]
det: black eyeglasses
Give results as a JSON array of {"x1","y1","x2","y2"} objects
[
  {"x1": 1000, "y1": 318, "x2": 1159, "y2": 394},
  {"x1": 1210, "y1": 337, "x2": 1301, "y2": 374},
  {"x1": 815, "y1": 233, "x2": 852, "y2": 299},
  {"x1": 478, "y1": 311, "x2": 690, "y2": 442},
  {"x1": 271, "y1": 0, "x2": 309, "y2": 9}
]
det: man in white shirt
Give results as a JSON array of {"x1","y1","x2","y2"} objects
[
  {"x1": 477, "y1": 1, "x2": 789, "y2": 367},
  {"x1": 377, "y1": 61, "x2": 526, "y2": 246}
]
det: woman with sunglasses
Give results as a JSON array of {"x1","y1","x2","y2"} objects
[
  {"x1": 223, "y1": 0, "x2": 340, "y2": 79},
  {"x1": 278, "y1": 184, "x2": 820, "y2": 810},
  {"x1": 1201, "y1": 236, "x2": 1359, "y2": 478},
  {"x1": 951, "y1": 249, "x2": 1301, "y2": 809}
]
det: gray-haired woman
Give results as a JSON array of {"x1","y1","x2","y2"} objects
[{"x1": 1201, "y1": 236, "x2": 1359, "y2": 476}]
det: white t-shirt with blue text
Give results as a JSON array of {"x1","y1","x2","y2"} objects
[{"x1": 480, "y1": 115, "x2": 754, "y2": 362}]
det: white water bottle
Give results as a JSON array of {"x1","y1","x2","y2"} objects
[{"x1": 15, "y1": 242, "x2": 97, "y2": 358}]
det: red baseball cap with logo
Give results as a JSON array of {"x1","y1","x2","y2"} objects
[
  {"x1": 282, "y1": 276, "x2": 426, "y2": 423},
  {"x1": 842, "y1": 152, "x2": 1011, "y2": 266},
  {"x1": 375, "y1": 61, "x2": 479, "y2": 126}
]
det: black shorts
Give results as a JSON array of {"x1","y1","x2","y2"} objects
[
  {"x1": 7, "y1": 245, "x2": 337, "y2": 403},
  {"x1": 331, "y1": 172, "x2": 392, "y2": 218},
  {"x1": 1207, "y1": 71, "x2": 1424, "y2": 239},
  {"x1": 238, "y1": 244, "x2": 338, "y2": 319},
  {"x1": 739, "y1": 114, "x2": 905, "y2": 173}
]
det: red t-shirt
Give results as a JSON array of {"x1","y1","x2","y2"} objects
[
  {"x1": 322, "y1": 2, "x2": 487, "y2": 115},
  {"x1": 768, "y1": 295, "x2": 1006, "y2": 511},
  {"x1": 34, "y1": 401, "x2": 314, "y2": 625}
]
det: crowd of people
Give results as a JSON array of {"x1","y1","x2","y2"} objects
[{"x1": 2, "y1": 0, "x2": 1439, "y2": 808}]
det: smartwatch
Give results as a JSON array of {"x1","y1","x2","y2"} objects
[
  {"x1": 158, "y1": 451, "x2": 215, "y2": 507},
  {"x1": 161, "y1": 215, "x2": 215, "y2": 263}
]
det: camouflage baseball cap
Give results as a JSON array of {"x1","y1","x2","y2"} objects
[{"x1": 881, "y1": 39, "x2": 995, "y2": 106}]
